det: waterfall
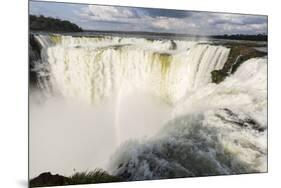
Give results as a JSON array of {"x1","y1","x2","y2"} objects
[
  {"x1": 30, "y1": 34, "x2": 267, "y2": 179},
  {"x1": 109, "y1": 57, "x2": 267, "y2": 179},
  {"x1": 34, "y1": 34, "x2": 230, "y2": 105}
]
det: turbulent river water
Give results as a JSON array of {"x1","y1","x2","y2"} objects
[{"x1": 29, "y1": 34, "x2": 267, "y2": 179}]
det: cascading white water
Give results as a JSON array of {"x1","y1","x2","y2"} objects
[
  {"x1": 35, "y1": 34, "x2": 230, "y2": 104},
  {"x1": 109, "y1": 57, "x2": 267, "y2": 179},
  {"x1": 30, "y1": 34, "x2": 267, "y2": 179},
  {"x1": 173, "y1": 57, "x2": 267, "y2": 124}
]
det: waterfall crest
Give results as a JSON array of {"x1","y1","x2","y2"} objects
[{"x1": 34, "y1": 34, "x2": 230, "y2": 104}]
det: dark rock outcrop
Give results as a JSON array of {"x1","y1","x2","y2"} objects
[
  {"x1": 169, "y1": 40, "x2": 177, "y2": 50},
  {"x1": 29, "y1": 34, "x2": 42, "y2": 86},
  {"x1": 30, "y1": 172, "x2": 70, "y2": 187},
  {"x1": 29, "y1": 169, "x2": 123, "y2": 187},
  {"x1": 211, "y1": 69, "x2": 229, "y2": 84}
]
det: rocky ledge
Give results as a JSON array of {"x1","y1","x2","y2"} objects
[
  {"x1": 29, "y1": 169, "x2": 123, "y2": 187},
  {"x1": 211, "y1": 42, "x2": 267, "y2": 84}
]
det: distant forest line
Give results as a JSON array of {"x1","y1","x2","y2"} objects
[
  {"x1": 29, "y1": 15, "x2": 267, "y2": 41},
  {"x1": 30, "y1": 15, "x2": 82, "y2": 32},
  {"x1": 212, "y1": 34, "x2": 267, "y2": 41}
]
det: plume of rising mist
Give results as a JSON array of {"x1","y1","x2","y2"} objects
[{"x1": 29, "y1": 89, "x2": 171, "y2": 178}]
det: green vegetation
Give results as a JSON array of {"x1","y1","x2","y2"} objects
[
  {"x1": 29, "y1": 169, "x2": 123, "y2": 187},
  {"x1": 69, "y1": 169, "x2": 122, "y2": 184},
  {"x1": 30, "y1": 15, "x2": 83, "y2": 32},
  {"x1": 212, "y1": 34, "x2": 267, "y2": 41}
]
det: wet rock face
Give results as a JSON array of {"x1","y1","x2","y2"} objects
[
  {"x1": 29, "y1": 34, "x2": 42, "y2": 86},
  {"x1": 29, "y1": 34, "x2": 41, "y2": 62},
  {"x1": 29, "y1": 172, "x2": 70, "y2": 187},
  {"x1": 211, "y1": 45, "x2": 267, "y2": 84},
  {"x1": 211, "y1": 70, "x2": 229, "y2": 84},
  {"x1": 169, "y1": 40, "x2": 177, "y2": 50}
]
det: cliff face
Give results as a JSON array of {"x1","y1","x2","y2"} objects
[
  {"x1": 29, "y1": 34, "x2": 42, "y2": 86},
  {"x1": 211, "y1": 44, "x2": 267, "y2": 84}
]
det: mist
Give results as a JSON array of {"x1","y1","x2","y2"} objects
[{"x1": 29, "y1": 89, "x2": 171, "y2": 178}]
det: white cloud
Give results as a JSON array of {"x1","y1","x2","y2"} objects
[
  {"x1": 79, "y1": 5, "x2": 137, "y2": 21},
  {"x1": 75, "y1": 5, "x2": 267, "y2": 35}
]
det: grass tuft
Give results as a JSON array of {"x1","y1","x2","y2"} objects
[{"x1": 69, "y1": 169, "x2": 123, "y2": 184}]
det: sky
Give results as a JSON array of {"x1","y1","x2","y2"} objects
[{"x1": 30, "y1": 0, "x2": 267, "y2": 35}]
